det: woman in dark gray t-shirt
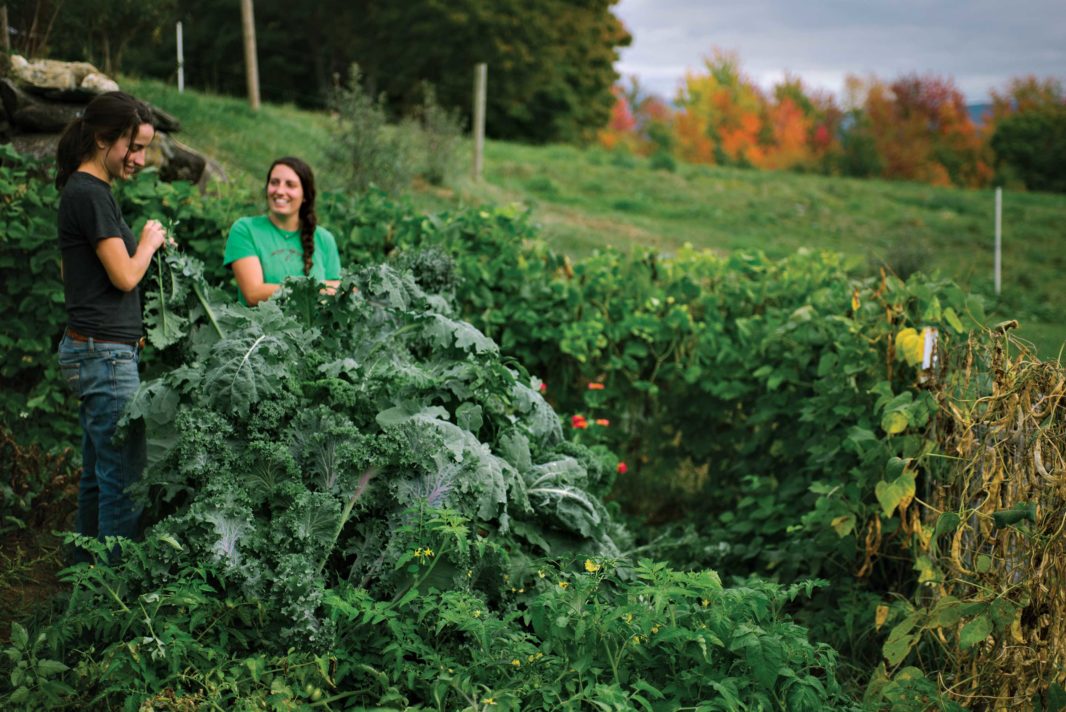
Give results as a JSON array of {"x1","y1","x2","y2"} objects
[{"x1": 55, "y1": 91, "x2": 172, "y2": 560}]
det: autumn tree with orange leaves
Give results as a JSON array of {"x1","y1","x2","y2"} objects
[
  {"x1": 673, "y1": 50, "x2": 767, "y2": 166},
  {"x1": 850, "y1": 73, "x2": 991, "y2": 187},
  {"x1": 625, "y1": 50, "x2": 843, "y2": 173},
  {"x1": 598, "y1": 49, "x2": 1064, "y2": 192},
  {"x1": 598, "y1": 77, "x2": 676, "y2": 158},
  {"x1": 765, "y1": 75, "x2": 843, "y2": 172}
]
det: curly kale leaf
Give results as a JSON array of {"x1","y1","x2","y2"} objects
[
  {"x1": 203, "y1": 328, "x2": 307, "y2": 416},
  {"x1": 422, "y1": 313, "x2": 498, "y2": 355}
]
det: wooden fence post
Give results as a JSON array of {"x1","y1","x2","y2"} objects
[
  {"x1": 472, "y1": 63, "x2": 487, "y2": 181},
  {"x1": 239, "y1": 0, "x2": 261, "y2": 111}
]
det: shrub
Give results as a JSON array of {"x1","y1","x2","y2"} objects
[
  {"x1": 649, "y1": 151, "x2": 677, "y2": 172},
  {"x1": 0, "y1": 146, "x2": 77, "y2": 453},
  {"x1": 416, "y1": 82, "x2": 466, "y2": 186},
  {"x1": 874, "y1": 238, "x2": 934, "y2": 280},
  {"x1": 328, "y1": 64, "x2": 417, "y2": 195}
]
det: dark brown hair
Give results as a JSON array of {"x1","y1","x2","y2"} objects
[
  {"x1": 266, "y1": 156, "x2": 318, "y2": 276},
  {"x1": 55, "y1": 91, "x2": 154, "y2": 189}
]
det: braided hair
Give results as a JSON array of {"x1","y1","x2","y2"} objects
[
  {"x1": 266, "y1": 157, "x2": 317, "y2": 276},
  {"x1": 55, "y1": 91, "x2": 154, "y2": 189}
]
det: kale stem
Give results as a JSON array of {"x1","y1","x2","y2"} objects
[
  {"x1": 192, "y1": 280, "x2": 225, "y2": 339},
  {"x1": 156, "y1": 252, "x2": 167, "y2": 338},
  {"x1": 318, "y1": 469, "x2": 375, "y2": 575}
]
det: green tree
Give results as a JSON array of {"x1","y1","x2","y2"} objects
[
  {"x1": 22, "y1": 0, "x2": 630, "y2": 143},
  {"x1": 346, "y1": 0, "x2": 631, "y2": 143},
  {"x1": 48, "y1": 0, "x2": 178, "y2": 75},
  {"x1": 991, "y1": 107, "x2": 1066, "y2": 193}
]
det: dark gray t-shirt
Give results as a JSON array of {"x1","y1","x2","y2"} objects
[{"x1": 58, "y1": 171, "x2": 142, "y2": 341}]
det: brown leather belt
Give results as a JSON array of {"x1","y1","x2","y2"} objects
[{"x1": 65, "y1": 327, "x2": 146, "y2": 350}]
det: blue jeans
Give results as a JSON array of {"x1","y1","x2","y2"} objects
[{"x1": 58, "y1": 333, "x2": 146, "y2": 554}]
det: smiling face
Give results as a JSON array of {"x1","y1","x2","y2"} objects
[
  {"x1": 266, "y1": 163, "x2": 305, "y2": 227},
  {"x1": 100, "y1": 122, "x2": 155, "y2": 182}
]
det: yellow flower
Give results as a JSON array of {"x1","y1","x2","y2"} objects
[
  {"x1": 651, "y1": 625, "x2": 660, "y2": 634},
  {"x1": 467, "y1": 569, "x2": 473, "y2": 578},
  {"x1": 537, "y1": 569, "x2": 546, "y2": 579},
  {"x1": 511, "y1": 658, "x2": 521, "y2": 667},
  {"x1": 483, "y1": 698, "x2": 496, "y2": 705},
  {"x1": 472, "y1": 609, "x2": 482, "y2": 618},
  {"x1": 424, "y1": 548, "x2": 434, "y2": 558},
  {"x1": 701, "y1": 598, "x2": 710, "y2": 608},
  {"x1": 624, "y1": 613, "x2": 634, "y2": 624},
  {"x1": 527, "y1": 654, "x2": 536, "y2": 663},
  {"x1": 631, "y1": 635, "x2": 641, "y2": 646},
  {"x1": 584, "y1": 559, "x2": 601, "y2": 573},
  {"x1": 558, "y1": 581, "x2": 569, "y2": 589}
]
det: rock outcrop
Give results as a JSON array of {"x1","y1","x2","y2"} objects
[{"x1": 0, "y1": 55, "x2": 224, "y2": 189}]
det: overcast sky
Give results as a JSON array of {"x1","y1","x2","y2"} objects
[{"x1": 613, "y1": 0, "x2": 1066, "y2": 105}]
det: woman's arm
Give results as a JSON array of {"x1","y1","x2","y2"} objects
[
  {"x1": 95, "y1": 220, "x2": 168, "y2": 292},
  {"x1": 231, "y1": 255, "x2": 281, "y2": 306},
  {"x1": 320, "y1": 228, "x2": 342, "y2": 295}
]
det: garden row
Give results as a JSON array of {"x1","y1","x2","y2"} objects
[{"x1": 2, "y1": 146, "x2": 1063, "y2": 708}]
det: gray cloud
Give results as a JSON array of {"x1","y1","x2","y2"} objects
[{"x1": 614, "y1": 0, "x2": 1066, "y2": 102}]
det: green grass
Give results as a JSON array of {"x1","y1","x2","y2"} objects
[
  {"x1": 123, "y1": 77, "x2": 336, "y2": 191},
  {"x1": 123, "y1": 77, "x2": 1066, "y2": 358}
]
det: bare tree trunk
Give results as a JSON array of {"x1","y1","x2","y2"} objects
[
  {"x1": 1, "y1": 6, "x2": 11, "y2": 54},
  {"x1": 21, "y1": 0, "x2": 63, "y2": 57},
  {"x1": 25, "y1": 1, "x2": 40, "y2": 55},
  {"x1": 114, "y1": 42, "x2": 125, "y2": 76},
  {"x1": 102, "y1": 32, "x2": 111, "y2": 75},
  {"x1": 38, "y1": 0, "x2": 63, "y2": 56}
]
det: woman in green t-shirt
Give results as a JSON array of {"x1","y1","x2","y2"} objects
[{"x1": 223, "y1": 157, "x2": 341, "y2": 305}]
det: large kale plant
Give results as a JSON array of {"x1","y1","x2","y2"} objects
[{"x1": 124, "y1": 254, "x2": 628, "y2": 649}]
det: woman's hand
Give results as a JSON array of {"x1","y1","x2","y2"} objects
[
  {"x1": 139, "y1": 219, "x2": 168, "y2": 253},
  {"x1": 97, "y1": 218, "x2": 175, "y2": 292}
]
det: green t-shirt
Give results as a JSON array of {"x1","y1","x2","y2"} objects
[{"x1": 223, "y1": 215, "x2": 342, "y2": 304}]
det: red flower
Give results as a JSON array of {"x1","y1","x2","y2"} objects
[
  {"x1": 595, "y1": 419, "x2": 610, "y2": 427},
  {"x1": 616, "y1": 461, "x2": 628, "y2": 475},
  {"x1": 538, "y1": 382, "x2": 548, "y2": 393},
  {"x1": 571, "y1": 415, "x2": 589, "y2": 429},
  {"x1": 587, "y1": 382, "x2": 605, "y2": 390}
]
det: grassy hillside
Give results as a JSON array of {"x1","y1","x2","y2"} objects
[{"x1": 124, "y1": 77, "x2": 1066, "y2": 358}]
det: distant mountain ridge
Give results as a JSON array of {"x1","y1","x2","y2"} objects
[{"x1": 968, "y1": 103, "x2": 992, "y2": 126}]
